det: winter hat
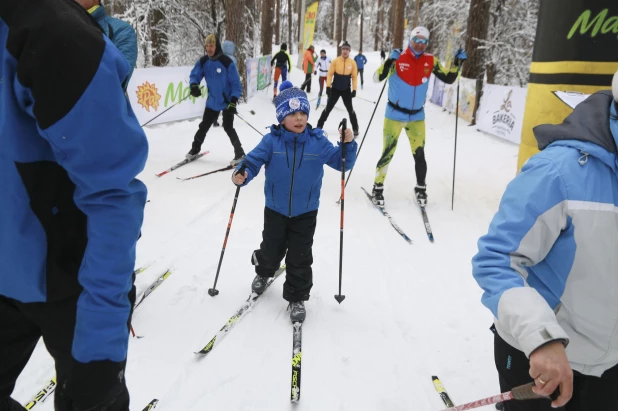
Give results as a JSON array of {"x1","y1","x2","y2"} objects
[
  {"x1": 410, "y1": 26, "x2": 430, "y2": 40},
  {"x1": 340, "y1": 41, "x2": 351, "y2": 50},
  {"x1": 274, "y1": 81, "x2": 310, "y2": 124},
  {"x1": 613, "y1": 70, "x2": 618, "y2": 103},
  {"x1": 204, "y1": 34, "x2": 217, "y2": 46},
  {"x1": 281, "y1": 43, "x2": 287, "y2": 51}
]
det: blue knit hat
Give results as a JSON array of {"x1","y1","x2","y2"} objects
[{"x1": 274, "y1": 81, "x2": 310, "y2": 124}]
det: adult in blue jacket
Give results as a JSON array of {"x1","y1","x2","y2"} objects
[
  {"x1": 76, "y1": 0, "x2": 138, "y2": 90},
  {"x1": 187, "y1": 34, "x2": 245, "y2": 165},
  {"x1": 0, "y1": 1, "x2": 148, "y2": 411},
  {"x1": 353, "y1": 49, "x2": 368, "y2": 89},
  {"x1": 232, "y1": 81, "x2": 356, "y2": 323},
  {"x1": 472, "y1": 82, "x2": 618, "y2": 410}
]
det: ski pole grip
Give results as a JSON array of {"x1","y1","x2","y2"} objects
[{"x1": 511, "y1": 382, "x2": 559, "y2": 401}]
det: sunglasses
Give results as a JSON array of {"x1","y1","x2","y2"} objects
[{"x1": 412, "y1": 37, "x2": 429, "y2": 45}]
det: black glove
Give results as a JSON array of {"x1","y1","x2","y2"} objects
[
  {"x1": 351, "y1": 90, "x2": 356, "y2": 98},
  {"x1": 68, "y1": 359, "x2": 128, "y2": 411},
  {"x1": 326, "y1": 87, "x2": 331, "y2": 98},
  {"x1": 190, "y1": 84, "x2": 201, "y2": 98},
  {"x1": 227, "y1": 97, "x2": 238, "y2": 114},
  {"x1": 314, "y1": 70, "x2": 317, "y2": 75}
]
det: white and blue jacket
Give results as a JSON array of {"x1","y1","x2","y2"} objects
[{"x1": 473, "y1": 91, "x2": 618, "y2": 376}]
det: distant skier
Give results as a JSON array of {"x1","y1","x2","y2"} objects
[
  {"x1": 187, "y1": 34, "x2": 245, "y2": 166},
  {"x1": 316, "y1": 49, "x2": 332, "y2": 104},
  {"x1": 354, "y1": 49, "x2": 368, "y2": 90},
  {"x1": 231, "y1": 81, "x2": 357, "y2": 323},
  {"x1": 316, "y1": 41, "x2": 360, "y2": 136},
  {"x1": 213, "y1": 40, "x2": 239, "y2": 127},
  {"x1": 301, "y1": 45, "x2": 317, "y2": 93},
  {"x1": 370, "y1": 27, "x2": 466, "y2": 207},
  {"x1": 271, "y1": 43, "x2": 293, "y2": 98}
]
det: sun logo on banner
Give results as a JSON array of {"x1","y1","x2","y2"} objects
[{"x1": 136, "y1": 82, "x2": 161, "y2": 112}]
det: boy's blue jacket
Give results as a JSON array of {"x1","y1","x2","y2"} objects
[
  {"x1": 238, "y1": 125, "x2": 357, "y2": 217},
  {"x1": 1, "y1": 0, "x2": 148, "y2": 364},
  {"x1": 190, "y1": 36, "x2": 242, "y2": 112}
]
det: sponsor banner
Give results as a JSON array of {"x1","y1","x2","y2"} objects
[
  {"x1": 476, "y1": 83, "x2": 528, "y2": 145},
  {"x1": 246, "y1": 58, "x2": 259, "y2": 100},
  {"x1": 127, "y1": 66, "x2": 206, "y2": 126},
  {"x1": 429, "y1": 75, "x2": 445, "y2": 107},
  {"x1": 303, "y1": 2, "x2": 319, "y2": 50},
  {"x1": 257, "y1": 55, "x2": 272, "y2": 91}
]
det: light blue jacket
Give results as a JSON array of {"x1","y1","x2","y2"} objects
[{"x1": 473, "y1": 91, "x2": 618, "y2": 377}]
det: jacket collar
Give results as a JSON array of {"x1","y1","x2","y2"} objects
[
  {"x1": 90, "y1": 4, "x2": 107, "y2": 21},
  {"x1": 270, "y1": 124, "x2": 323, "y2": 144}
]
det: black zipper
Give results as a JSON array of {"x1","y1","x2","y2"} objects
[
  {"x1": 306, "y1": 184, "x2": 313, "y2": 209},
  {"x1": 289, "y1": 136, "x2": 298, "y2": 217}
]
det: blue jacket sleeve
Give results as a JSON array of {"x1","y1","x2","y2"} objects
[
  {"x1": 363, "y1": 56, "x2": 367, "y2": 65},
  {"x1": 109, "y1": 19, "x2": 137, "y2": 86},
  {"x1": 40, "y1": 39, "x2": 148, "y2": 363},
  {"x1": 472, "y1": 154, "x2": 571, "y2": 355},
  {"x1": 323, "y1": 138, "x2": 358, "y2": 171},
  {"x1": 190, "y1": 59, "x2": 204, "y2": 86},
  {"x1": 228, "y1": 62, "x2": 242, "y2": 101},
  {"x1": 235, "y1": 134, "x2": 273, "y2": 186}
]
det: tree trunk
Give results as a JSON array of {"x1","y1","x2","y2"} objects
[
  {"x1": 486, "y1": 63, "x2": 496, "y2": 84},
  {"x1": 288, "y1": 0, "x2": 293, "y2": 46},
  {"x1": 330, "y1": 0, "x2": 337, "y2": 42},
  {"x1": 297, "y1": 0, "x2": 302, "y2": 50},
  {"x1": 359, "y1": 0, "x2": 364, "y2": 50},
  {"x1": 275, "y1": 0, "x2": 281, "y2": 45},
  {"x1": 226, "y1": 0, "x2": 247, "y2": 100},
  {"x1": 150, "y1": 8, "x2": 168, "y2": 67},
  {"x1": 335, "y1": 0, "x2": 343, "y2": 55},
  {"x1": 246, "y1": 0, "x2": 256, "y2": 57},
  {"x1": 261, "y1": 0, "x2": 275, "y2": 55},
  {"x1": 462, "y1": 0, "x2": 491, "y2": 124},
  {"x1": 392, "y1": 0, "x2": 404, "y2": 49},
  {"x1": 343, "y1": 15, "x2": 348, "y2": 42},
  {"x1": 374, "y1": 0, "x2": 382, "y2": 51}
]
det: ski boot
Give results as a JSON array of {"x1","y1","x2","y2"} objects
[
  {"x1": 415, "y1": 185, "x2": 428, "y2": 207},
  {"x1": 186, "y1": 146, "x2": 200, "y2": 160},
  {"x1": 230, "y1": 154, "x2": 245, "y2": 166},
  {"x1": 289, "y1": 301, "x2": 306, "y2": 323},
  {"x1": 251, "y1": 275, "x2": 268, "y2": 295},
  {"x1": 372, "y1": 183, "x2": 385, "y2": 207}
]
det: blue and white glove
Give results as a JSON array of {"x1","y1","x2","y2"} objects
[
  {"x1": 389, "y1": 49, "x2": 402, "y2": 61},
  {"x1": 454, "y1": 48, "x2": 467, "y2": 67}
]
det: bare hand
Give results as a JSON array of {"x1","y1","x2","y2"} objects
[
  {"x1": 339, "y1": 128, "x2": 354, "y2": 143},
  {"x1": 232, "y1": 171, "x2": 247, "y2": 186},
  {"x1": 529, "y1": 341, "x2": 573, "y2": 407}
]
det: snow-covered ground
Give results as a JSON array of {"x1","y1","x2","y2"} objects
[{"x1": 13, "y1": 48, "x2": 521, "y2": 410}]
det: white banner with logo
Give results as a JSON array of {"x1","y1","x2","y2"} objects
[
  {"x1": 126, "y1": 66, "x2": 207, "y2": 127},
  {"x1": 476, "y1": 84, "x2": 528, "y2": 145}
]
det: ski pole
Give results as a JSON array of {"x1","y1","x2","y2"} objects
[
  {"x1": 336, "y1": 79, "x2": 388, "y2": 203},
  {"x1": 140, "y1": 93, "x2": 192, "y2": 127},
  {"x1": 335, "y1": 118, "x2": 347, "y2": 304},
  {"x1": 437, "y1": 382, "x2": 558, "y2": 411},
  {"x1": 208, "y1": 165, "x2": 246, "y2": 297},
  {"x1": 356, "y1": 95, "x2": 376, "y2": 104},
  {"x1": 235, "y1": 113, "x2": 265, "y2": 137},
  {"x1": 451, "y1": 71, "x2": 461, "y2": 211}
]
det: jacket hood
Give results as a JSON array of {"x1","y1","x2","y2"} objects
[
  {"x1": 205, "y1": 35, "x2": 223, "y2": 60},
  {"x1": 535, "y1": 91, "x2": 617, "y2": 154},
  {"x1": 269, "y1": 124, "x2": 323, "y2": 144},
  {"x1": 222, "y1": 40, "x2": 235, "y2": 57}
]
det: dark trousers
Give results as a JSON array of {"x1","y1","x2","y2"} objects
[
  {"x1": 301, "y1": 73, "x2": 312, "y2": 93},
  {"x1": 192, "y1": 108, "x2": 244, "y2": 157},
  {"x1": 0, "y1": 294, "x2": 134, "y2": 411},
  {"x1": 317, "y1": 88, "x2": 359, "y2": 132},
  {"x1": 494, "y1": 330, "x2": 618, "y2": 411},
  {"x1": 251, "y1": 207, "x2": 317, "y2": 302},
  {"x1": 358, "y1": 68, "x2": 364, "y2": 85},
  {"x1": 318, "y1": 77, "x2": 326, "y2": 96}
]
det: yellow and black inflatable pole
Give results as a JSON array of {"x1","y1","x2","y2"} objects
[{"x1": 518, "y1": 0, "x2": 618, "y2": 169}]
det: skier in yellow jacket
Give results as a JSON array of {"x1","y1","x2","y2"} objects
[{"x1": 316, "y1": 41, "x2": 359, "y2": 136}]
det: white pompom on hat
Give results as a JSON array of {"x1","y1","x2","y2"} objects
[
  {"x1": 410, "y1": 26, "x2": 430, "y2": 39},
  {"x1": 613, "y1": 69, "x2": 618, "y2": 102}
]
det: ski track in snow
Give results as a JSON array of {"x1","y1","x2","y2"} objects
[{"x1": 13, "y1": 45, "x2": 519, "y2": 410}]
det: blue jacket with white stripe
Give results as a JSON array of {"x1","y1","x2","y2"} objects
[
  {"x1": 1, "y1": 0, "x2": 148, "y2": 364},
  {"x1": 473, "y1": 91, "x2": 618, "y2": 377}
]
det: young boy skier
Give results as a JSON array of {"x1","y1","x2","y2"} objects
[{"x1": 232, "y1": 81, "x2": 357, "y2": 323}]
